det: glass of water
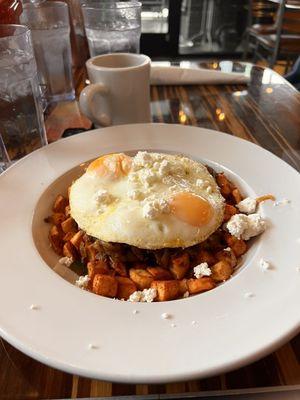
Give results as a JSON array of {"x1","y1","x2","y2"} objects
[
  {"x1": 81, "y1": 1, "x2": 142, "y2": 57},
  {"x1": 0, "y1": 134, "x2": 10, "y2": 173},
  {"x1": 20, "y1": 1, "x2": 75, "y2": 103},
  {"x1": 0, "y1": 24, "x2": 47, "y2": 162}
]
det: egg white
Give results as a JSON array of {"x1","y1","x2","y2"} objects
[{"x1": 70, "y1": 152, "x2": 225, "y2": 249}]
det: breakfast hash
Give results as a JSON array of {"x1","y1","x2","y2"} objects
[{"x1": 46, "y1": 152, "x2": 272, "y2": 302}]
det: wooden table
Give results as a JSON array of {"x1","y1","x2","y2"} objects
[{"x1": 1, "y1": 61, "x2": 300, "y2": 399}]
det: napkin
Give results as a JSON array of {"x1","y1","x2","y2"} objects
[{"x1": 150, "y1": 65, "x2": 249, "y2": 85}]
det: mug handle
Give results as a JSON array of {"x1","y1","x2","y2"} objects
[{"x1": 79, "y1": 83, "x2": 112, "y2": 127}]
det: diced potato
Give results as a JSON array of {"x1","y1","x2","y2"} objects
[
  {"x1": 211, "y1": 260, "x2": 233, "y2": 282},
  {"x1": 63, "y1": 232, "x2": 75, "y2": 242},
  {"x1": 216, "y1": 173, "x2": 233, "y2": 197},
  {"x1": 52, "y1": 194, "x2": 68, "y2": 213},
  {"x1": 70, "y1": 230, "x2": 84, "y2": 250},
  {"x1": 49, "y1": 225, "x2": 63, "y2": 255},
  {"x1": 92, "y1": 274, "x2": 118, "y2": 297},
  {"x1": 63, "y1": 241, "x2": 78, "y2": 260},
  {"x1": 225, "y1": 234, "x2": 247, "y2": 256},
  {"x1": 110, "y1": 259, "x2": 127, "y2": 277},
  {"x1": 65, "y1": 205, "x2": 71, "y2": 217},
  {"x1": 116, "y1": 277, "x2": 137, "y2": 300},
  {"x1": 51, "y1": 212, "x2": 66, "y2": 226},
  {"x1": 216, "y1": 248, "x2": 237, "y2": 268},
  {"x1": 187, "y1": 277, "x2": 215, "y2": 294},
  {"x1": 88, "y1": 260, "x2": 111, "y2": 280},
  {"x1": 170, "y1": 253, "x2": 190, "y2": 279},
  {"x1": 61, "y1": 217, "x2": 77, "y2": 234},
  {"x1": 197, "y1": 249, "x2": 216, "y2": 266},
  {"x1": 178, "y1": 279, "x2": 188, "y2": 295},
  {"x1": 86, "y1": 243, "x2": 98, "y2": 261},
  {"x1": 223, "y1": 204, "x2": 237, "y2": 222},
  {"x1": 232, "y1": 188, "x2": 242, "y2": 204},
  {"x1": 151, "y1": 280, "x2": 181, "y2": 301},
  {"x1": 147, "y1": 267, "x2": 173, "y2": 280},
  {"x1": 129, "y1": 269, "x2": 153, "y2": 290}
]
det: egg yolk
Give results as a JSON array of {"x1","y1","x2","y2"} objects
[
  {"x1": 170, "y1": 192, "x2": 213, "y2": 227},
  {"x1": 87, "y1": 153, "x2": 132, "y2": 179}
]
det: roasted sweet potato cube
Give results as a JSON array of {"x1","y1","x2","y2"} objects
[
  {"x1": 70, "y1": 230, "x2": 84, "y2": 250},
  {"x1": 170, "y1": 253, "x2": 190, "y2": 279},
  {"x1": 225, "y1": 234, "x2": 247, "y2": 256},
  {"x1": 51, "y1": 212, "x2": 66, "y2": 226},
  {"x1": 197, "y1": 249, "x2": 216, "y2": 266},
  {"x1": 151, "y1": 280, "x2": 181, "y2": 301},
  {"x1": 63, "y1": 232, "x2": 75, "y2": 242},
  {"x1": 61, "y1": 217, "x2": 77, "y2": 233},
  {"x1": 216, "y1": 173, "x2": 233, "y2": 197},
  {"x1": 63, "y1": 241, "x2": 78, "y2": 260},
  {"x1": 129, "y1": 269, "x2": 153, "y2": 290},
  {"x1": 116, "y1": 277, "x2": 137, "y2": 300},
  {"x1": 211, "y1": 260, "x2": 233, "y2": 282},
  {"x1": 216, "y1": 248, "x2": 237, "y2": 268},
  {"x1": 86, "y1": 243, "x2": 98, "y2": 261},
  {"x1": 147, "y1": 267, "x2": 173, "y2": 280},
  {"x1": 65, "y1": 205, "x2": 71, "y2": 217},
  {"x1": 231, "y1": 188, "x2": 242, "y2": 204},
  {"x1": 53, "y1": 194, "x2": 68, "y2": 213},
  {"x1": 88, "y1": 260, "x2": 111, "y2": 280},
  {"x1": 178, "y1": 279, "x2": 188, "y2": 295},
  {"x1": 224, "y1": 204, "x2": 237, "y2": 222},
  {"x1": 111, "y1": 259, "x2": 127, "y2": 277},
  {"x1": 49, "y1": 225, "x2": 63, "y2": 255},
  {"x1": 187, "y1": 277, "x2": 215, "y2": 294},
  {"x1": 92, "y1": 274, "x2": 118, "y2": 297}
]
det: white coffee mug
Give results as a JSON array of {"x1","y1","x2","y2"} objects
[{"x1": 79, "y1": 53, "x2": 151, "y2": 127}]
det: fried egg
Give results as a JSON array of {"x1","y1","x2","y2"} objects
[{"x1": 69, "y1": 152, "x2": 224, "y2": 249}]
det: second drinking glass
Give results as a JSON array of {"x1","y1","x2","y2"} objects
[
  {"x1": 21, "y1": 1, "x2": 75, "y2": 103},
  {"x1": 81, "y1": 1, "x2": 142, "y2": 57}
]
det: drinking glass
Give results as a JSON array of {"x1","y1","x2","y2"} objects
[
  {"x1": 0, "y1": 134, "x2": 10, "y2": 173},
  {"x1": 81, "y1": 1, "x2": 142, "y2": 57},
  {"x1": 20, "y1": 1, "x2": 75, "y2": 103},
  {"x1": 0, "y1": 24, "x2": 47, "y2": 162}
]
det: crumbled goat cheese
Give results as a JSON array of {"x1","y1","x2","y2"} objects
[
  {"x1": 139, "y1": 169, "x2": 157, "y2": 187},
  {"x1": 194, "y1": 262, "x2": 212, "y2": 278},
  {"x1": 75, "y1": 275, "x2": 90, "y2": 289},
  {"x1": 158, "y1": 159, "x2": 172, "y2": 177},
  {"x1": 224, "y1": 247, "x2": 231, "y2": 252},
  {"x1": 128, "y1": 288, "x2": 157, "y2": 303},
  {"x1": 59, "y1": 256, "x2": 73, "y2": 267},
  {"x1": 142, "y1": 199, "x2": 170, "y2": 219},
  {"x1": 132, "y1": 151, "x2": 153, "y2": 169},
  {"x1": 161, "y1": 312, "x2": 171, "y2": 319},
  {"x1": 93, "y1": 189, "x2": 113, "y2": 205},
  {"x1": 274, "y1": 198, "x2": 291, "y2": 206},
  {"x1": 244, "y1": 292, "x2": 255, "y2": 299},
  {"x1": 127, "y1": 189, "x2": 143, "y2": 200},
  {"x1": 88, "y1": 344, "x2": 98, "y2": 350},
  {"x1": 259, "y1": 258, "x2": 271, "y2": 271},
  {"x1": 237, "y1": 197, "x2": 257, "y2": 214},
  {"x1": 226, "y1": 213, "x2": 266, "y2": 240},
  {"x1": 183, "y1": 291, "x2": 190, "y2": 298}
]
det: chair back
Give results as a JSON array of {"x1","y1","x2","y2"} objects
[{"x1": 282, "y1": 4, "x2": 300, "y2": 34}]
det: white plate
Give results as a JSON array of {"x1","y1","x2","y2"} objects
[{"x1": 0, "y1": 123, "x2": 299, "y2": 384}]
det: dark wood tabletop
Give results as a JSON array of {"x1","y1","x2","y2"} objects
[{"x1": 1, "y1": 61, "x2": 299, "y2": 399}]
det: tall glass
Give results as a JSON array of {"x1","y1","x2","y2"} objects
[
  {"x1": 0, "y1": 134, "x2": 10, "y2": 173},
  {"x1": 0, "y1": 24, "x2": 47, "y2": 162},
  {"x1": 81, "y1": 1, "x2": 142, "y2": 57},
  {"x1": 20, "y1": 1, "x2": 75, "y2": 103}
]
